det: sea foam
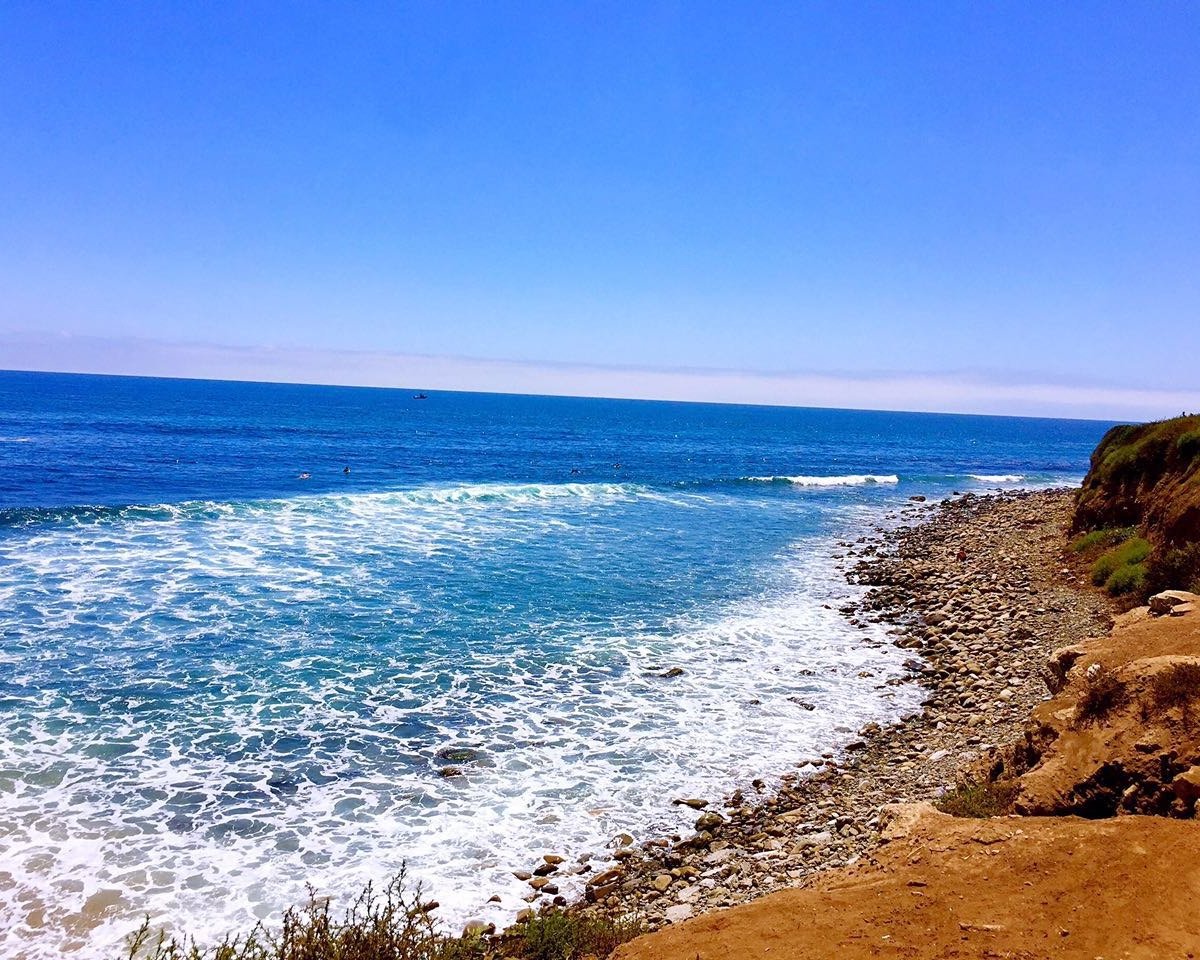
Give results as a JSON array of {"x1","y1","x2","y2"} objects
[{"x1": 0, "y1": 481, "x2": 919, "y2": 958}]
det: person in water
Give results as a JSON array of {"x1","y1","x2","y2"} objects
[{"x1": 343, "y1": 465, "x2": 350, "y2": 475}]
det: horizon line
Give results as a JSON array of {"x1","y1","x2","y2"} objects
[
  {"x1": 3, "y1": 332, "x2": 1198, "y2": 423},
  {"x1": 1, "y1": 364, "x2": 1134, "y2": 425}
]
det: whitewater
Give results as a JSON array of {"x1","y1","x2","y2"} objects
[{"x1": 0, "y1": 373, "x2": 1110, "y2": 958}]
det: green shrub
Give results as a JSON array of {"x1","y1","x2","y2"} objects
[
  {"x1": 935, "y1": 780, "x2": 1018, "y2": 818},
  {"x1": 1177, "y1": 429, "x2": 1200, "y2": 462},
  {"x1": 1146, "y1": 543, "x2": 1200, "y2": 594},
  {"x1": 1105, "y1": 562, "x2": 1147, "y2": 596},
  {"x1": 512, "y1": 911, "x2": 644, "y2": 960},
  {"x1": 122, "y1": 870, "x2": 642, "y2": 960},
  {"x1": 1071, "y1": 527, "x2": 1134, "y2": 554},
  {"x1": 124, "y1": 871, "x2": 470, "y2": 960},
  {"x1": 1090, "y1": 537, "x2": 1151, "y2": 587}
]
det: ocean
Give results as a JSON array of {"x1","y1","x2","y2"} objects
[{"x1": 0, "y1": 371, "x2": 1113, "y2": 957}]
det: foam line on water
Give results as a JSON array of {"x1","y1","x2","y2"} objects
[
  {"x1": 738, "y1": 474, "x2": 900, "y2": 487},
  {"x1": 0, "y1": 482, "x2": 921, "y2": 958}
]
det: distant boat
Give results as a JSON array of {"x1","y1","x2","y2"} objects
[{"x1": 413, "y1": 393, "x2": 428, "y2": 400}]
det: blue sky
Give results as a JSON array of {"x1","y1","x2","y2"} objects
[{"x1": 1, "y1": 2, "x2": 1198, "y2": 418}]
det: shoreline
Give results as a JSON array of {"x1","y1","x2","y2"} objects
[{"x1": 504, "y1": 487, "x2": 1113, "y2": 930}]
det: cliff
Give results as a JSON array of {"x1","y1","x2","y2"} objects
[{"x1": 1074, "y1": 414, "x2": 1200, "y2": 547}]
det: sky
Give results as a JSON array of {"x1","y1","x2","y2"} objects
[{"x1": 1, "y1": 2, "x2": 1198, "y2": 419}]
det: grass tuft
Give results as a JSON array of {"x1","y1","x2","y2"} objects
[
  {"x1": 1071, "y1": 527, "x2": 1135, "y2": 554},
  {"x1": 935, "y1": 780, "x2": 1018, "y2": 818}
]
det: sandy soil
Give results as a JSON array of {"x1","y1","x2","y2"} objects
[{"x1": 615, "y1": 803, "x2": 1200, "y2": 960}]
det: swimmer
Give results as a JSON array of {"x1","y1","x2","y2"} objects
[{"x1": 298, "y1": 472, "x2": 311, "y2": 480}]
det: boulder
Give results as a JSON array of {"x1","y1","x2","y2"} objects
[
  {"x1": 1150, "y1": 591, "x2": 1199, "y2": 616},
  {"x1": 1172, "y1": 766, "x2": 1200, "y2": 807}
]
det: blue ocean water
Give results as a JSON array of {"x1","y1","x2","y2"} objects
[{"x1": 0, "y1": 371, "x2": 1113, "y2": 957}]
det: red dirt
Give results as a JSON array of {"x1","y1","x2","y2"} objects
[{"x1": 614, "y1": 805, "x2": 1200, "y2": 960}]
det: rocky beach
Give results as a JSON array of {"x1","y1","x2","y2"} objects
[{"x1": 501, "y1": 487, "x2": 1116, "y2": 929}]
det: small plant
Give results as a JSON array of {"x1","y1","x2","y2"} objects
[
  {"x1": 1075, "y1": 667, "x2": 1128, "y2": 726},
  {"x1": 1104, "y1": 562, "x2": 1147, "y2": 596},
  {"x1": 512, "y1": 910, "x2": 644, "y2": 960},
  {"x1": 1090, "y1": 537, "x2": 1152, "y2": 595},
  {"x1": 1150, "y1": 661, "x2": 1200, "y2": 726},
  {"x1": 1177, "y1": 429, "x2": 1200, "y2": 462},
  {"x1": 935, "y1": 780, "x2": 1018, "y2": 818},
  {"x1": 124, "y1": 870, "x2": 479, "y2": 960},
  {"x1": 1071, "y1": 527, "x2": 1134, "y2": 554}
]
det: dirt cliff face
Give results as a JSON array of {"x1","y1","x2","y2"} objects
[
  {"x1": 1013, "y1": 597, "x2": 1200, "y2": 818},
  {"x1": 1074, "y1": 415, "x2": 1200, "y2": 547}
]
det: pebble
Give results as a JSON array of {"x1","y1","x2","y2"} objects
[{"x1": 509, "y1": 491, "x2": 1112, "y2": 934}]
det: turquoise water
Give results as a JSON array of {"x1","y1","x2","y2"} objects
[{"x1": 0, "y1": 372, "x2": 1112, "y2": 956}]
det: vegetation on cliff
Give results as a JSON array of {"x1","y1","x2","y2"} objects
[{"x1": 1073, "y1": 414, "x2": 1200, "y2": 597}]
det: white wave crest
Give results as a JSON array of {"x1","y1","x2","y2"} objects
[
  {"x1": 968, "y1": 474, "x2": 1025, "y2": 483},
  {"x1": 743, "y1": 474, "x2": 900, "y2": 487}
]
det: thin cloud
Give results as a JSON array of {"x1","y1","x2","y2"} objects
[{"x1": 3, "y1": 331, "x2": 1198, "y2": 422}]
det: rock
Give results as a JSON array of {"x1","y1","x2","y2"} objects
[
  {"x1": 515, "y1": 909, "x2": 534, "y2": 923},
  {"x1": 1172, "y1": 766, "x2": 1200, "y2": 807},
  {"x1": 1150, "y1": 590, "x2": 1198, "y2": 616},
  {"x1": 529, "y1": 877, "x2": 552, "y2": 890},
  {"x1": 651, "y1": 873, "x2": 673, "y2": 892},
  {"x1": 661, "y1": 667, "x2": 685, "y2": 678},
  {"x1": 664, "y1": 904, "x2": 695, "y2": 922},
  {"x1": 610, "y1": 832, "x2": 634, "y2": 848},
  {"x1": 588, "y1": 868, "x2": 622, "y2": 887},
  {"x1": 512, "y1": 870, "x2": 532, "y2": 881},
  {"x1": 543, "y1": 854, "x2": 565, "y2": 864},
  {"x1": 1044, "y1": 645, "x2": 1087, "y2": 693},
  {"x1": 909, "y1": 495, "x2": 927, "y2": 502},
  {"x1": 419, "y1": 900, "x2": 439, "y2": 913},
  {"x1": 462, "y1": 920, "x2": 495, "y2": 937},
  {"x1": 438, "y1": 766, "x2": 464, "y2": 778},
  {"x1": 533, "y1": 862, "x2": 557, "y2": 876},
  {"x1": 436, "y1": 746, "x2": 481, "y2": 764},
  {"x1": 878, "y1": 803, "x2": 938, "y2": 841},
  {"x1": 695, "y1": 811, "x2": 725, "y2": 831}
]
